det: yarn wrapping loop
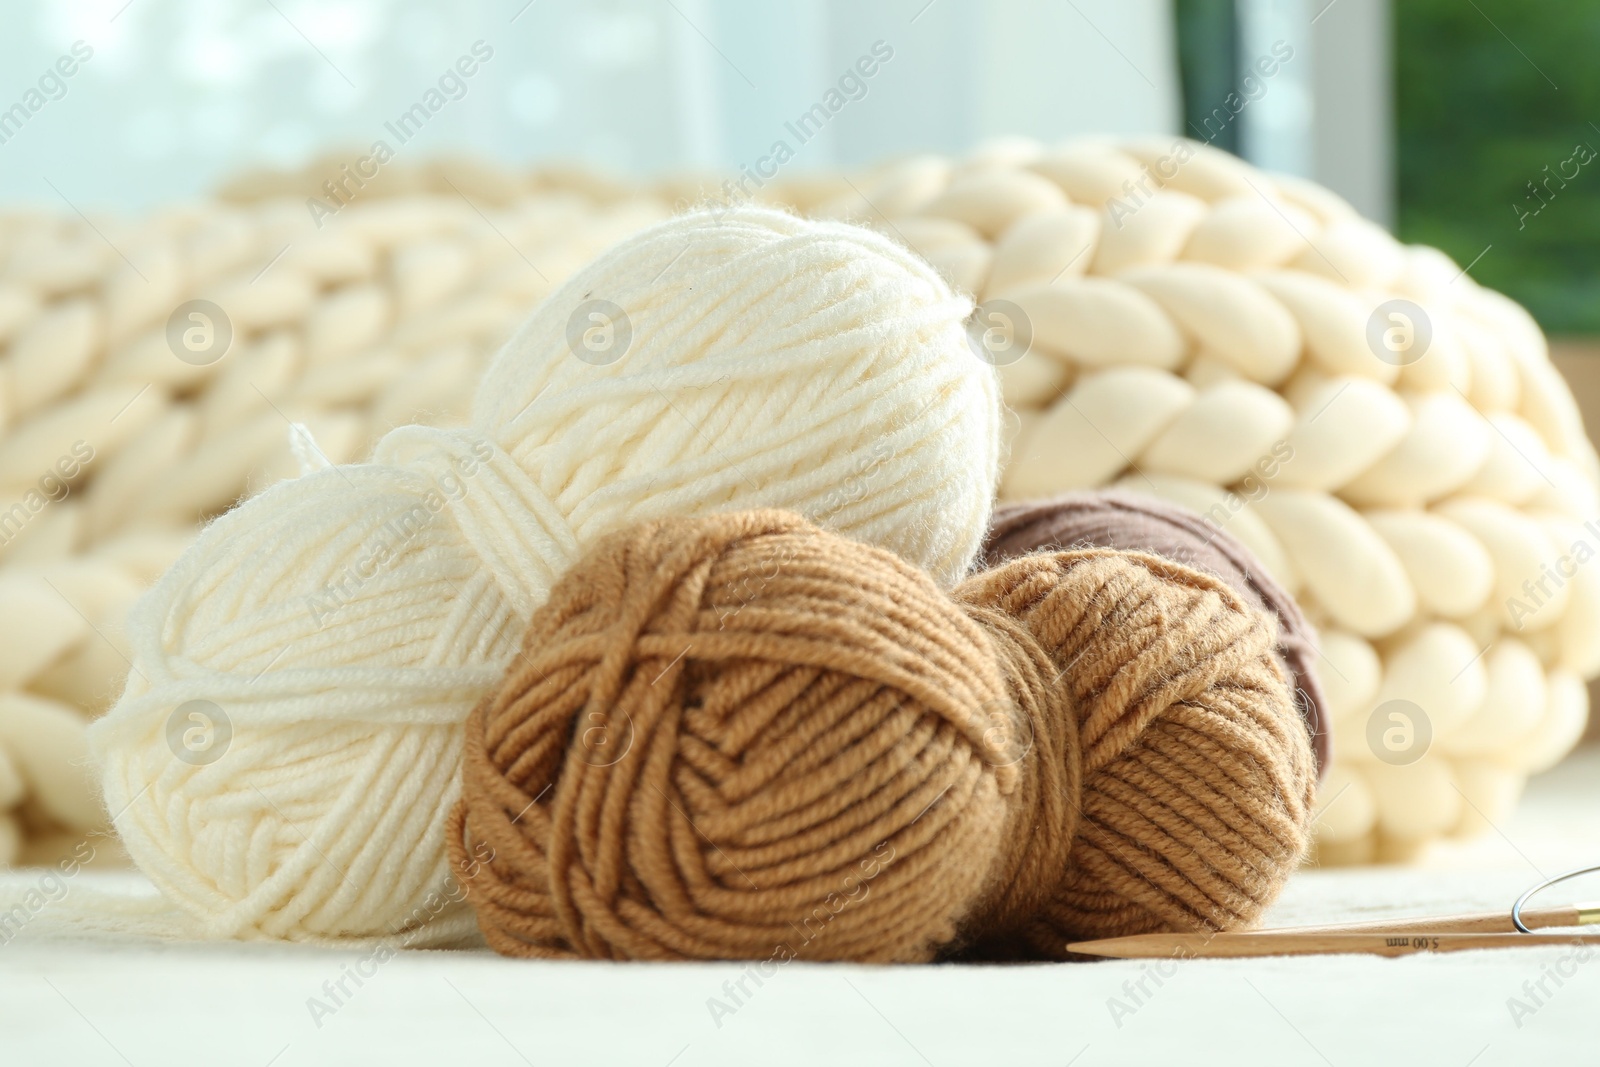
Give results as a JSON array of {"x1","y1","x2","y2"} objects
[
  {"x1": 373, "y1": 425, "x2": 581, "y2": 621},
  {"x1": 455, "y1": 510, "x2": 1315, "y2": 962}
]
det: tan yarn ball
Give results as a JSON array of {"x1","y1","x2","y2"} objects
[{"x1": 453, "y1": 510, "x2": 1315, "y2": 962}]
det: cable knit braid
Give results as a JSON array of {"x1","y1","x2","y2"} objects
[
  {"x1": 0, "y1": 171, "x2": 666, "y2": 863},
  {"x1": 453, "y1": 510, "x2": 1314, "y2": 962},
  {"x1": 5, "y1": 137, "x2": 1598, "y2": 869},
  {"x1": 89, "y1": 207, "x2": 1001, "y2": 942},
  {"x1": 810, "y1": 137, "x2": 1599, "y2": 864}
]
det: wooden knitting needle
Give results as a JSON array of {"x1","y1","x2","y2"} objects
[
  {"x1": 1068, "y1": 931, "x2": 1600, "y2": 959},
  {"x1": 1262, "y1": 901, "x2": 1600, "y2": 936},
  {"x1": 1068, "y1": 903, "x2": 1600, "y2": 960}
]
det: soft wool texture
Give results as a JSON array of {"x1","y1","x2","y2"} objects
[
  {"x1": 89, "y1": 207, "x2": 1002, "y2": 942},
  {"x1": 0, "y1": 181, "x2": 665, "y2": 865},
  {"x1": 7, "y1": 140, "x2": 1598, "y2": 870},
  {"x1": 983, "y1": 490, "x2": 1331, "y2": 776},
  {"x1": 853, "y1": 138, "x2": 1598, "y2": 864},
  {"x1": 454, "y1": 510, "x2": 1316, "y2": 962}
]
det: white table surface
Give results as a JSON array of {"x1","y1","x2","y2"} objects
[{"x1": 3, "y1": 747, "x2": 1598, "y2": 1067}]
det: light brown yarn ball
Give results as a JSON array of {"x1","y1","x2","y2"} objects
[
  {"x1": 983, "y1": 490, "x2": 1331, "y2": 780},
  {"x1": 453, "y1": 510, "x2": 1315, "y2": 961}
]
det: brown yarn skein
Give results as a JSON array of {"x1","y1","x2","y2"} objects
[
  {"x1": 983, "y1": 490, "x2": 1331, "y2": 778},
  {"x1": 453, "y1": 510, "x2": 1316, "y2": 962}
]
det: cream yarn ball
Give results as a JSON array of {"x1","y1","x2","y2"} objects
[
  {"x1": 0, "y1": 183, "x2": 662, "y2": 865},
  {"x1": 89, "y1": 205, "x2": 1002, "y2": 941}
]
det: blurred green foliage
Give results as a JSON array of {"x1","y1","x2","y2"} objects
[
  {"x1": 1397, "y1": 0, "x2": 1600, "y2": 334},
  {"x1": 1175, "y1": 0, "x2": 1240, "y2": 155}
]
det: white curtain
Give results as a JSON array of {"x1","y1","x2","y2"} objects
[{"x1": 0, "y1": 0, "x2": 1180, "y2": 210}]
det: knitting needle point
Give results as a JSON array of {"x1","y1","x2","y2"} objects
[
  {"x1": 1067, "y1": 931, "x2": 1600, "y2": 960},
  {"x1": 1249, "y1": 902, "x2": 1600, "y2": 936}
]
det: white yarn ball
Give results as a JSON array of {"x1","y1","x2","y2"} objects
[{"x1": 90, "y1": 206, "x2": 1002, "y2": 941}]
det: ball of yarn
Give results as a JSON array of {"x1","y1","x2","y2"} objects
[
  {"x1": 848, "y1": 136, "x2": 1600, "y2": 862},
  {"x1": 454, "y1": 510, "x2": 1316, "y2": 961},
  {"x1": 90, "y1": 207, "x2": 1002, "y2": 941},
  {"x1": 983, "y1": 490, "x2": 1331, "y2": 776}
]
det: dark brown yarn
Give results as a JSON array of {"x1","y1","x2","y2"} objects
[
  {"x1": 983, "y1": 490, "x2": 1331, "y2": 778},
  {"x1": 453, "y1": 510, "x2": 1316, "y2": 962}
]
